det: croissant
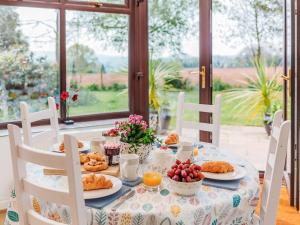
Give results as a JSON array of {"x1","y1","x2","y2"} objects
[
  {"x1": 59, "y1": 140, "x2": 84, "y2": 152},
  {"x1": 82, "y1": 173, "x2": 113, "y2": 191},
  {"x1": 165, "y1": 133, "x2": 179, "y2": 145},
  {"x1": 201, "y1": 161, "x2": 234, "y2": 173}
]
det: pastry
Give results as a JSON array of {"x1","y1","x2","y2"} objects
[
  {"x1": 201, "y1": 161, "x2": 234, "y2": 173},
  {"x1": 87, "y1": 152, "x2": 104, "y2": 161},
  {"x1": 83, "y1": 159, "x2": 108, "y2": 172},
  {"x1": 59, "y1": 140, "x2": 84, "y2": 152},
  {"x1": 165, "y1": 133, "x2": 179, "y2": 145},
  {"x1": 82, "y1": 173, "x2": 113, "y2": 191},
  {"x1": 80, "y1": 153, "x2": 89, "y2": 164}
]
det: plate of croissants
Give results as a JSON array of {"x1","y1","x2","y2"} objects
[
  {"x1": 200, "y1": 161, "x2": 246, "y2": 181},
  {"x1": 82, "y1": 173, "x2": 122, "y2": 199}
]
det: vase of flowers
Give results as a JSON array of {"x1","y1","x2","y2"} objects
[
  {"x1": 60, "y1": 87, "x2": 79, "y2": 125},
  {"x1": 116, "y1": 114, "x2": 157, "y2": 163}
]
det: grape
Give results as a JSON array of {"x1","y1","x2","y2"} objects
[
  {"x1": 186, "y1": 176, "x2": 192, "y2": 182},
  {"x1": 176, "y1": 160, "x2": 181, "y2": 165},
  {"x1": 172, "y1": 164, "x2": 178, "y2": 169},
  {"x1": 175, "y1": 169, "x2": 181, "y2": 175},
  {"x1": 181, "y1": 170, "x2": 187, "y2": 178},
  {"x1": 185, "y1": 159, "x2": 191, "y2": 164},
  {"x1": 172, "y1": 175, "x2": 180, "y2": 181}
]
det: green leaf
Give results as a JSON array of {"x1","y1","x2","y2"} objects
[
  {"x1": 95, "y1": 210, "x2": 106, "y2": 225},
  {"x1": 132, "y1": 213, "x2": 144, "y2": 225}
]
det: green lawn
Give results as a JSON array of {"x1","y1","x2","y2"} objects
[{"x1": 70, "y1": 89, "x2": 264, "y2": 127}]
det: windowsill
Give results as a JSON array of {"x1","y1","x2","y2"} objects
[{"x1": 0, "y1": 118, "x2": 127, "y2": 137}]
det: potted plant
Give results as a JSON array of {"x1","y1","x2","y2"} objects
[
  {"x1": 60, "y1": 86, "x2": 79, "y2": 125},
  {"x1": 223, "y1": 59, "x2": 282, "y2": 134},
  {"x1": 264, "y1": 101, "x2": 282, "y2": 136},
  {"x1": 116, "y1": 114, "x2": 157, "y2": 163},
  {"x1": 149, "y1": 59, "x2": 181, "y2": 132}
]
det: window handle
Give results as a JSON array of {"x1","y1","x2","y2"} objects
[
  {"x1": 191, "y1": 66, "x2": 206, "y2": 89},
  {"x1": 94, "y1": 2, "x2": 103, "y2": 7},
  {"x1": 136, "y1": 72, "x2": 144, "y2": 80}
]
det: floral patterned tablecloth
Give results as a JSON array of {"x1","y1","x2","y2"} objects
[{"x1": 4, "y1": 149, "x2": 260, "y2": 225}]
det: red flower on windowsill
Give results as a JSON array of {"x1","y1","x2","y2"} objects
[
  {"x1": 61, "y1": 91, "x2": 69, "y2": 101},
  {"x1": 56, "y1": 103, "x2": 60, "y2": 110},
  {"x1": 72, "y1": 94, "x2": 78, "y2": 102}
]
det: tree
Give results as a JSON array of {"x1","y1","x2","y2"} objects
[
  {"x1": 67, "y1": 44, "x2": 100, "y2": 82},
  {"x1": 0, "y1": 8, "x2": 28, "y2": 51},
  {"x1": 99, "y1": 64, "x2": 106, "y2": 88},
  {"x1": 66, "y1": 0, "x2": 199, "y2": 58},
  {"x1": 215, "y1": 0, "x2": 283, "y2": 69}
]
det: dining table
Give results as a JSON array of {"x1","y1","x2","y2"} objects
[{"x1": 4, "y1": 143, "x2": 260, "y2": 225}]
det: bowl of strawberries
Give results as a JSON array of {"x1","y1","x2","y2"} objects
[{"x1": 167, "y1": 159, "x2": 205, "y2": 196}]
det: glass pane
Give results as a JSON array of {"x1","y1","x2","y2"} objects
[
  {"x1": 212, "y1": 0, "x2": 284, "y2": 170},
  {"x1": 66, "y1": 11, "x2": 129, "y2": 116},
  {"x1": 148, "y1": 0, "x2": 199, "y2": 134},
  {"x1": 0, "y1": 6, "x2": 59, "y2": 123}
]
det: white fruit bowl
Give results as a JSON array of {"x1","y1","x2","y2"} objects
[{"x1": 169, "y1": 178, "x2": 202, "y2": 196}]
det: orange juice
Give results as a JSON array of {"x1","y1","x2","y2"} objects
[
  {"x1": 143, "y1": 171, "x2": 162, "y2": 187},
  {"x1": 193, "y1": 147, "x2": 198, "y2": 156}
]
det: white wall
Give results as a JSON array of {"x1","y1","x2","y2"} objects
[{"x1": 0, "y1": 135, "x2": 13, "y2": 210}]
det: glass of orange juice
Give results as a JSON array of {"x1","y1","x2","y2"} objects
[{"x1": 143, "y1": 170, "x2": 162, "y2": 192}]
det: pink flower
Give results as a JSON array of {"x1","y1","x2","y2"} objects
[{"x1": 128, "y1": 114, "x2": 143, "y2": 125}]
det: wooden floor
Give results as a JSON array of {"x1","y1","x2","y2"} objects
[
  {"x1": 0, "y1": 187, "x2": 299, "y2": 225},
  {"x1": 256, "y1": 186, "x2": 300, "y2": 225}
]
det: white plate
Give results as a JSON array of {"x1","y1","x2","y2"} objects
[
  {"x1": 51, "y1": 141, "x2": 90, "y2": 153},
  {"x1": 83, "y1": 175, "x2": 122, "y2": 199},
  {"x1": 202, "y1": 165, "x2": 247, "y2": 181}
]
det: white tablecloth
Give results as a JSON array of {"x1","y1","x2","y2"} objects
[{"x1": 4, "y1": 147, "x2": 260, "y2": 225}]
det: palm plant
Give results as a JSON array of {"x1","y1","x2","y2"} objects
[
  {"x1": 149, "y1": 59, "x2": 181, "y2": 112},
  {"x1": 223, "y1": 59, "x2": 282, "y2": 122}
]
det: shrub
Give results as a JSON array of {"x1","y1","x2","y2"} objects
[
  {"x1": 87, "y1": 84, "x2": 101, "y2": 91},
  {"x1": 213, "y1": 78, "x2": 232, "y2": 91}
]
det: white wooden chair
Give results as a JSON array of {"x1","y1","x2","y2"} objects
[
  {"x1": 20, "y1": 97, "x2": 59, "y2": 148},
  {"x1": 8, "y1": 124, "x2": 86, "y2": 225},
  {"x1": 254, "y1": 110, "x2": 290, "y2": 225},
  {"x1": 176, "y1": 92, "x2": 221, "y2": 146}
]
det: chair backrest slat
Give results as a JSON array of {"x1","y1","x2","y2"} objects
[
  {"x1": 183, "y1": 103, "x2": 216, "y2": 113},
  {"x1": 21, "y1": 97, "x2": 59, "y2": 148},
  {"x1": 18, "y1": 145, "x2": 67, "y2": 170},
  {"x1": 176, "y1": 92, "x2": 221, "y2": 146},
  {"x1": 260, "y1": 110, "x2": 290, "y2": 225},
  {"x1": 8, "y1": 124, "x2": 86, "y2": 225},
  {"x1": 28, "y1": 110, "x2": 51, "y2": 123},
  {"x1": 23, "y1": 179, "x2": 70, "y2": 205},
  {"x1": 182, "y1": 121, "x2": 214, "y2": 132}
]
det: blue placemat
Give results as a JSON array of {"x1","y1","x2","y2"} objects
[
  {"x1": 202, "y1": 178, "x2": 241, "y2": 190},
  {"x1": 85, "y1": 185, "x2": 131, "y2": 209},
  {"x1": 122, "y1": 177, "x2": 142, "y2": 187}
]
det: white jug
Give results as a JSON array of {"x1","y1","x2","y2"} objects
[{"x1": 176, "y1": 141, "x2": 194, "y2": 162}]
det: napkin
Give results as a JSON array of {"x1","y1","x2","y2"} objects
[
  {"x1": 202, "y1": 178, "x2": 241, "y2": 190},
  {"x1": 122, "y1": 177, "x2": 142, "y2": 187},
  {"x1": 85, "y1": 185, "x2": 131, "y2": 209}
]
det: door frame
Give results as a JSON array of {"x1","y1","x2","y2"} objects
[{"x1": 199, "y1": 0, "x2": 213, "y2": 143}]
